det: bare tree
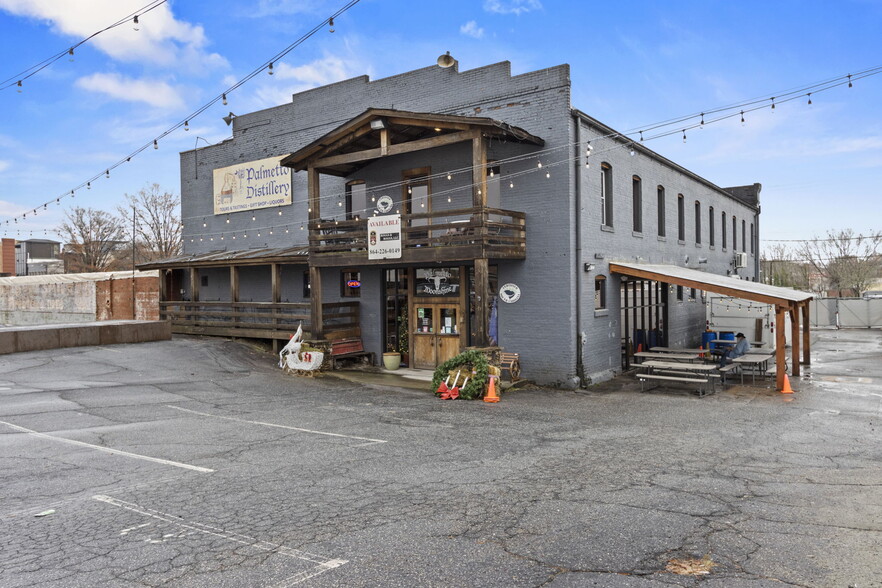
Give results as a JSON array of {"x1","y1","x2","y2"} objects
[
  {"x1": 118, "y1": 184, "x2": 182, "y2": 263},
  {"x1": 795, "y1": 229, "x2": 882, "y2": 297},
  {"x1": 57, "y1": 207, "x2": 128, "y2": 272},
  {"x1": 760, "y1": 243, "x2": 810, "y2": 289}
]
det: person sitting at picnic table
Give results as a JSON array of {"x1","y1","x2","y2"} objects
[{"x1": 718, "y1": 333, "x2": 750, "y2": 368}]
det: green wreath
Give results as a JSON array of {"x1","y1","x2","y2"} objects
[{"x1": 431, "y1": 349, "x2": 489, "y2": 400}]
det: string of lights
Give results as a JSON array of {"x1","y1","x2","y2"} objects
[
  {"x1": 3, "y1": 54, "x2": 880, "y2": 237},
  {"x1": 0, "y1": 0, "x2": 169, "y2": 92},
  {"x1": 1, "y1": 0, "x2": 361, "y2": 231}
]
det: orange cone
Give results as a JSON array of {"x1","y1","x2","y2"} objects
[
  {"x1": 484, "y1": 375, "x2": 500, "y2": 403},
  {"x1": 781, "y1": 374, "x2": 794, "y2": 394}
]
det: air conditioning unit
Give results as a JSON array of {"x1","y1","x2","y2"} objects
[{"x1": 734, "y1": 252, "x2": 748, "y2": 268}]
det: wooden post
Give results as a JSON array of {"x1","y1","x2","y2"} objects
[
  {"x1": 271, "y1": 264, "x2": 281, "y2": 303},
  {"x1": 308, "y1": 166, "x2": 320, "y2": 224},
  {"x1": 230, "y1": 266, "x2": 239, "y2": 303},
  {"x1": 189, "y1": 267, "x2": 200, "y2": 302},
  {"x1": 309, "y1": 265, "x2": 323, "y2": 340},
  {"x1": 802, "y1": 301, "x2": 811, "y2": 366},
  {"x1": 775, "y1": 305, "x2": 787, "y2": 391},
  {"x1": 159, "y1": 269, "x2": 168, "y2": 302},
  {"x1": 789, "y1": 304, "x2": 800, "y2": 377},
  {"x1": 472, "y1": 135, "x2": 487, "y2": 208},
  {"x1": 474, "y1": 258, "x2": 490, "y2": 347}
]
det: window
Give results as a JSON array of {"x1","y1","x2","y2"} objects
[
  {"x1": 722, "y1": 211, "x2": 727, "y2": 249},
  {"x1": 341, "y1": 269, "x2": 361, "y2": 297},
  {"x1": 345, "y1": 180, "x2": 366, "y2": 220},
  {"x1": 694, "y1": 200, "x2": 701, "y2": 244},
  {"x1": 742, "y1": 220, "x2": 747, "y2": 253},
  {"x1": 632, "y1": 176, "x2": 642, "y2": 233},
  {"x1": 709, "y1": 206, "x2": 715, "y2": 246},
  {"x1": 601, "y1": 163, "x2": 613, "y2": 227},
  {"x1": 730, "y1": 216, "x2": 736, "y2": 250},
  {"x1": 657, "y1": 186, "x2": 666, "y2": 237},
  {"x1": 677, "y1": 194, "x2": 685, "y2": 241},
  {"x1": 303, "y1": 270, "x2": 310, "y2": 298},
  {"x1": 750, "y1": 223, "x2": 755, "y2": 254},
  {"x1": 676, "y1": 285, "x2": 683, "y2": 301},
  {"x1": 690, "y1": 287, "x2": 696, "y2": 301},
  {"x1": 594, "y1": 275, "x2": 606, "y2": 310},
  {"x1": 201, "y1": 275, "x2": 208, "y2": 287}
]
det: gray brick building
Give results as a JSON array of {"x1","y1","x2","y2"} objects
[{"x1": 143, "y1": 59, "x2": 762, "y2": 387}]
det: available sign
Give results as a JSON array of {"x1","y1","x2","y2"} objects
[
  {"x1": 212, "y1": 156, "x2": 292, "y2": 215},
  {"x1": 367, "y1": 214, "x2": 402, "y2": 260}
]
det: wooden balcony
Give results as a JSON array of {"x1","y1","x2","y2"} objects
[
  {"x1": 160, "y1": 301, "x2": 359, "y2": 340},
  {"x1": 308, "y1": 206, "x2": 526, "y2": 267}
]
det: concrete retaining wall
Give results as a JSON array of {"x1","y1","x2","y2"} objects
[{"x1": 0, "y1": 320, "x2": 172, "y2": 355}]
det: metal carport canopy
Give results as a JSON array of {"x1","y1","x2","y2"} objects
[{"x1": 609, "y1": 262, "x2": 813, "y2": 392}]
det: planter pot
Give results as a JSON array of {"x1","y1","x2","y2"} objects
[{"x1": 383, "y1": 352, "x2": 401, "y2": 370}]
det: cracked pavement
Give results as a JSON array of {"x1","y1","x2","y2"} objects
[{"x1": 1, "y1": 329, "x2": 880, "y2": 587}]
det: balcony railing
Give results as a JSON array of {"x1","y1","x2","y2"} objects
[
  {"x1": 308, "y1": 206, "x2": 525, "y2": 265},
  {"x1": 159, "y1": 301, "x2": 359, "y2": 340}
]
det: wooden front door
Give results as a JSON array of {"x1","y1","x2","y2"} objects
[{"x1": 412, "y1": 303, "x2": 461, "y2": 369}]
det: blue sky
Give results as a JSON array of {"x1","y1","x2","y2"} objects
[{"x1": 1, "y1": 0, "x2": 880, "y2": 248}]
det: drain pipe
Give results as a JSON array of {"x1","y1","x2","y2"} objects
[{"x1": 573, "y1": 112, "x2": 586, "y2": 387}]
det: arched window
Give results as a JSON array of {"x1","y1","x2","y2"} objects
[
  {"x1": 709, "y1": 206, "x2": 715, "y2": 246},
  {"x1": 694, "y1": 200, "x2": 701, "y2": 244},
  {"x1": 632, "y1": 175, "x2": 642, "y2": 232},
  {"x1": 657, "y1": 186, "x2": 666, "y2": 237},
  {"x1": 722, "y1": 211, "x2": 727, "y2": 249},
  {"x1": 677, "y1": 194, "x2": 685, "y2": 241},
  {"x1": 601, "y1": 163, "x2": 613, "y2": 227}
]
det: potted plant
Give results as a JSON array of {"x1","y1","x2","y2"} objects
[{"x1": 383, "y1": 344, "x2": 401, "y2": 370}]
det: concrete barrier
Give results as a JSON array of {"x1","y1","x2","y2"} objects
[{"x1": 0, "y1": 320, "x2": 171, "y2": 355}]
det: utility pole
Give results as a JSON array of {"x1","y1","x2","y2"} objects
[{"x1": 131, "y1": 205, "x2": 136, "y2": 319}]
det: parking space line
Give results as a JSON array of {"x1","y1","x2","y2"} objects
[
  {"x1": 0, "y1": 420, "x2": 214, "y2": 473},
  {"x1": 94, "y1": 494, "x2": 348, "y2": 582},
  {"x1": 167, "y1": 405, "x2": 388, "y2": 446}
]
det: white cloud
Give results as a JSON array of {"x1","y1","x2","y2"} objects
[
  {"x1": 0, "y1": 160, "x2": 10, "y2": 173},
  {"x1": 460, "y1": 21, "x2": 485, "y2": 39},
  {"x1": 483, "y1": 0, "x2": 542, "y2": 15},
  {"x1": 0, "y1": 0, "x2": 227, "y2": 71},
  {"x1": 75, "y1": 72, "x2": 185, "y2": 110},
  {"x1": 251, "y1": 52, "x2": 369, "y2": 109}
]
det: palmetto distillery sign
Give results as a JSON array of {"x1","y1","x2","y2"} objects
[{"x1": 212, "y1": 156, "x2": 292, "y2": 215}]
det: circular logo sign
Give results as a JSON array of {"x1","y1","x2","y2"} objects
[
  {"x1": 376, "y1": 195, "x2": 394, "y2": 214},
  {"x1": 499, "y1": 283, "x2": 521, "y2": 304}
]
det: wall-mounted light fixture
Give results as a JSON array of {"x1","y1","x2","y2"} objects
[{"x1": 583, "y1": 263, "x2": 595, "y2": 272}]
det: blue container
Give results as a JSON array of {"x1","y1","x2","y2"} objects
[
  {"x1": 718, "y1": 331, "x2": 735, "y2": 351},
  {"x1": 702, "y1": 331, "x2": 716, "y2": 351}
]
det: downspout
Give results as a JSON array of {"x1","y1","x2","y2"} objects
[{"x1": 573, "y1": 112, "x2": 586, "y2": 387}]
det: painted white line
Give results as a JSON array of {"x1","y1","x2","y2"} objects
[
  {"x1": 94, "y1": 495, "x2": 348, "y2": 580},
  {"x1": 0, "y1": 420, "x2": 214, "y2": 473},
  {"x1": 167, "y1": 405, "x2": 388, "y2": 446}
]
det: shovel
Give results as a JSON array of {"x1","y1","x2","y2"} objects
[
  {"x1": 440, "y1": 371, "x2": 460, "y2": 399},
  {"x1": 448, "y1": 376, "x2": 468, "y2": 400}
]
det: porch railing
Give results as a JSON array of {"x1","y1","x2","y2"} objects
[
  {"x1": 308, "y1": 206, "x2": 526, "y2": 259},
  {"x1": 160, "y1": 300, "x2": 360, "y2": 340}
]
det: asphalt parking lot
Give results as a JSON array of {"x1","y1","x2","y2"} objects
[{"x1": 1, "y1": 328, "x2": 880, "y2": 587}]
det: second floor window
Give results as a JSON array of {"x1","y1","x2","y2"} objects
[
  {"x1": 709, "y1": 206, "x2": 715, "y2": 246},
  {"x1": 677, "y1": 194, "x2": 685, "y2": 241},
  {"x1": 601, "y1": 163, "x2": 613, "y2": 227},
  {"x1": 632, "y1": 176, "x2": 642, "y2": 233},
  {"x1": 346, "y1": 180, "x2": 366, "y2": 220},
  {"x1": 722, "y1": 211, "x2": 727, "y2": 249},
  {"x1": 657, "y1": 186, "x2": 666, "y2": 237},
  {"x1": 694, "y1": 200, "x2": 701, "y2": 244}
]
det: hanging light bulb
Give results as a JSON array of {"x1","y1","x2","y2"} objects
[
  {"x1": 545, "y1": 171, "x2": 550, "y2": 179},
  {"x1": 585, "y1": 142, "x2": 592, "y2": 155},
  {"x1": 447, "y1": 195, "x2": 452, "y2": 203},
  {"x1": 226, "y1": 216, "x2": 230, "y2": 223},
  {"x1": 338, "y1": 200, "x2": 343, "y2": 207},
  {"x1": 133, "y1": 15, "x2": 140, "y2": 30},
  {"x1": 278, "y1": 208, "x2": 283, "y2": 216},
  {"x1": 203, "y1": 221, "x2": 207, "y2": 228},
  {"x1": 700, "y1": 113, "x2": 705, "y2": 128},
  {"x1": 682, "y1": 129, "x2": 687, "y2": 143},
  {"x1": 848, "y1": 74, "x2": 853, "y2": 88},
  {"x1": 184, "y1": 120, "x2": 189, "y2": 131},
  {"x1": 407, "y1": 185, "x2": 412, "y2": 194},
  {"x1": 740, "y1": 111, "x2": 745, "y2": 125},
  {"x1": 489, "y1": 168, "x2": 494, "y2": 177},
  {"x1": 770, "y1": 97, "x2": 775, "y2": 112},
  {"x1": 807, "y1": 93, "x2": 812, "y2": 105},
  {"x1": 68, "y1": 48, "x2": 75, "y2": 62},
  {"x1": 585, "y1": 160, "x2": 590, "y2": 169},
  {"x1": 629, "y1": 145, "x2": 635, "y2": 156},
  {"x1": 87, "y1": 182, "x2": 91, "y2": 189},
  {"x1": 639, "y1": 131, "x2": 644, "y2": 142},
  {"x1": 509, "y1": 180, "x2": 514, "y2": 189},
  {"x1": 252, "y1": 213, "x2": 256, "y2": 221},
  {"x1": 447, "y1": 172, "x2": 452, "y2": 180},
  {"x1": 329, "y1": 17, "x2": 335, "y2": 33},
  {"x1": 537, "y1": 161, "x2": 542, "y2": 168},
  {"x1": 268, "y1": 62, "x2": 274, "y2": 75},
  {"x1": 222, "y1": 93, "x2": 228, "y2": 106},
  {"x1": 154, "y1": 139, "x2": 158, "y2": 149},
  {"x1": 17, "y1": 80, "x2": 22, "y2": 93},
  {"x1": 106, "y1": 170, "x2": 110, "y2": 178}
]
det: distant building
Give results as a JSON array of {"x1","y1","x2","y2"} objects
[
  {"x1": 0, "y1": 238, "x2": 15, "y2": 276},
  {"x1": 14, "y1": 239, "x2": 62, "y2": 276}
]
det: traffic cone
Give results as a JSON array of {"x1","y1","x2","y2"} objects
[
  {"x1": 699, "y1": 344, "x2": 704, "y2": 358},
  {"x1": 781, "y1": 374, "x2": 794, "y2": 394},
  {"x1": 636, "y1": 343, "x2": 643, "y2": 353},
  {"x1": 484, "y1": 375, "x2": 500, "y2": 403}
]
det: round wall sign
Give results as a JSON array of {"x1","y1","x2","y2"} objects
[
  {"x1": 376, "y1": 195, "x2": 394, "y2": 214},
  {"x1": 499, "y1": 283, "x2": 521, "y2": 303}
]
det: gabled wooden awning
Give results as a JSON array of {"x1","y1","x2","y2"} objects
[
  {"x1": 610, "y1": 262, "x2": 813, "y2": 392},
  {"x1": 280, "y1": 108, "x2": 544, "y2": 177}
]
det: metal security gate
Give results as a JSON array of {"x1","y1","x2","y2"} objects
[
  {"x1": 620, "y1": 278, "x2": 666, "y2": 370},
  {"x1": 810, "y1": 298, "x2": 882, "y2": 328}
]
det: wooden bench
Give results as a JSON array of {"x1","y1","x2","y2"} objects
[
  {"x1": 637, "y1": 373, "x2": 711, "y2": 397},
  {"x1": 499, "y1": 352, "x2": 521, "y2": 381},
  {"x1": 329, "y1": 337, "x2": 374, "y2": 369}
]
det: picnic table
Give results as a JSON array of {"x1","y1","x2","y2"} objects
[
  {"x1": 633, "y1": 351, "x2": 700, "y2": 363},
  {"x1": 733, "y1": 353, "x2": 775, "y2": 384},
  {"x1": 649, "y1": 347, "x2": 705, "y2": 354},
  {"x1": 637, "y1": 360, "x2": 720, "y2": 396}
]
